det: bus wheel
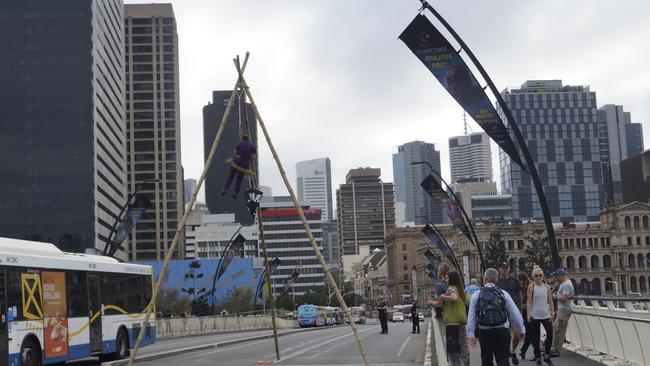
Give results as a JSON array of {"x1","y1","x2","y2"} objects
[
  {"x1": 21, "y1": 337, "x2": 42, "y2": 366},
  {"x1": 115, "y1": 329, "x2": 130, "y2": 359}
]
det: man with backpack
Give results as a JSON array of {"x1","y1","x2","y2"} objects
[{"x1": 468, "y1": 268, "x2": 525, "y2": 366}]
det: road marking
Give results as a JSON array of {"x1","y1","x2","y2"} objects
[
  {"x1": 397, "y1": 335, "x2": 411, "y2": 357},
  {"x1": 274, "y1": 327, "x2": 375, "y2": 364},
  {"x1": 174, "y1": 339, "x2": 267, "y2": 361}
]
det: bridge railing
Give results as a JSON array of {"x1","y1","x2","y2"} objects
[
  {"x1": 566, "y1": 295, "x2": 650, "y2": 366},
  {"x1": 155, "y1": 315, "x2": 297, "y2": 338}
]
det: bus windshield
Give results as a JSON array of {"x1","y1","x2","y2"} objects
[{"x1": 298, "y1": 305, "x2": 317, "y2": 316}]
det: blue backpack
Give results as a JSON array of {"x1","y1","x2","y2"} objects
[{"x1": 476, "y1": 287, "x2": 508, "y2": 327}]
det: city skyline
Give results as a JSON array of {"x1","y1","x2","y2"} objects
[{"x1": 123, "y1": 0, "x2": 650, "y2": 198}]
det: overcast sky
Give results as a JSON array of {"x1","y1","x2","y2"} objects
[{"x1": 127, "y1": 0, "x2": 650, "y2": 200}]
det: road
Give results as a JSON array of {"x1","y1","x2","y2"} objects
[{"x1": 135, "y1": 319, "x2": 428, "y2": 366}]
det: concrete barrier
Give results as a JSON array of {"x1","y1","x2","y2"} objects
[{"x1": 156, "y1": 316, "x2": 297, "y2": 338}]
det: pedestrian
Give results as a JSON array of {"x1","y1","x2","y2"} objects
[
  {"x1": 526, "y1": 266, "x2": 555, "y2": 365},
  {"x1": 411, "y1": 303, "x2": 420, "y2": 334},
  {"x1": 517, "y1": 271, "x2": 532, "y2": 361},
  {"x1": 434, "y1": 263, "x2": 452, "y2": 319},
  {"x1": 220, "y1": 134, "x2": 256, "y2": 199},
  {"x1": 496, "y1": 262, "x2": 523, "y2": 365},
  {"x1": 465, "y1": 278, "x2": 481, "y2": 300},
  {"x1": 468, "y1": 268, "x2": 525, "y2": 366},
  {"x1": 434, "y1": 270, "x2": 469, "y2": 366},
  {"x1": 378, "y1": 301, "x2": 388, "y2": 334},
  {"x1": 549, "y1": 268, "x2": 574, "y2": 357}
]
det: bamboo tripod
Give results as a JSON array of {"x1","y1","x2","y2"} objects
[{"x1": 128, "y1": 53, "x2": 370, "y2": 366}]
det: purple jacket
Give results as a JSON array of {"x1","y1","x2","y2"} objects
[{"x1": 232, "y1": 140, "x2": 256, "y2": 169}]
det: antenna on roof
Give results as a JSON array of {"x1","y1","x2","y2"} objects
[{"x1": 463, "y1": 110, "x2": 468, "y2": 136}]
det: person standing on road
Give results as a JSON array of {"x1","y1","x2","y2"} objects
[
  {"x1": 549, "y1": 268, "x2": 574, "y2": 357},
  {"x1": 496, "y1": 262, "x2": 523, "y2": 365},
  {"x1": 526, "y1": 266, "x2": 555, "y2": 365},
  {"x1": 378, "y1": 301, "x2": 389, "y2": 334},
  {"x1": 434, "y1": 270, "x2": 469, "y2": 366},
  {"x1": 468, "y1": 268, "x2": 525, "y2": 366},
  {"x1": 411, "y1": 303, "x2": 420, "y2": 334},
  {"x1": 518, "y1": 271, "x2": 533, "y2": 361}
]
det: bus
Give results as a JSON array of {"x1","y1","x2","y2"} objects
[
  {"x1": 297, "y1": 305, "x2": 344, "y2": 327},
  {"x1": 0, "y1": 237, "x2": 156, "y2": 366}
]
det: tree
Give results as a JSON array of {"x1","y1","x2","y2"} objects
[
  {"x1": 522, "y1": 229, "x2": 553, "y2": 275},
  {"x1": 484, "y1": 231, "x2": 509, "y2": 270},
  {"x1": 156, "y1": 289, "x2": 191, "y2": 317},
  {"x1": 220, "y1": 286, "x2": 254, "y2": 315}
]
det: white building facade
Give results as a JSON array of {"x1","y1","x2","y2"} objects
[
  {"x1": 296, "y1": 158, "x2": 333, "y2": 221},
  {"x1": 448, "y1": 132, "x2": 492, "y2": 183}
]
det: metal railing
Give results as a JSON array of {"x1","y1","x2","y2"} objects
[{"x1": 566, "y1": 295, "x2": 650, "y2": 365}]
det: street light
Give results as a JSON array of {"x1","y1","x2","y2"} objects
[
  {"x1": 245, "y1": 188, "x2": 264, "y2": 218},
  {"x1": 411, "y1": 161, "x2": 485, "y2": 272},
  {"x1": 104, "y1": 178, "x2": 160, "y2": 257}
]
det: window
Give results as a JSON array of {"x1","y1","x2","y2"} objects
[
  {"x1": 101, "y1": 273, "x2": 152, "y2": 314},
  {"x1": 66, "y1": 271, "x2": 88, "y2": 317}
]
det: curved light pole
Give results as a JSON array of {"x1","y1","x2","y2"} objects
[
  {"x1": 412, "y1": 161, "x2": 485, "y2": 272},
  {"x1": 104, "y1": 178, "x2": 160, "y2": 257},
  {"x1": 417, "y1": 0, "x2": 560, "y2": 269}
]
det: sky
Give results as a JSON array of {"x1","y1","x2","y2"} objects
[{"x1": 127, "y1": 0, "x2": 650, "y2": 201}]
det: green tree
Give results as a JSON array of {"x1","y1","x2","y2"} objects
[
  {"x1": 156, "y1": 289, "x2": 191, "y2": 317},
  {"x1": 220, "y1": 286, "x2": 255, "y2": 315},
  {"x1": 522, "y1": 229, "x2": 553, "y2": 275},
  {"x1": 484, "y1": 231, "x2": 509, "y2": 270}
]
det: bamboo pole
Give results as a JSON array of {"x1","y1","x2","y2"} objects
[
  {"x1": 127, "y1": 53, "x2": 250, "y2": 366},
  {"x1": 234, "y1": 57, "x2": 281, "y2": 360},
  {"x1": 236, "y1": 71, "x2": 371, "y2": 366}
]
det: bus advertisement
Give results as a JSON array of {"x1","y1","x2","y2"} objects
[{"x1": 0, "y1": 237, "x2": 155, "y2": 366}]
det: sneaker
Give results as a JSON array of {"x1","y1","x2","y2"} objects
[
  {"x1": 219, "y1": 190, "x2": 227, "y2": 196},
  {"x1": 535, "y1": 358, "x2": 542, "y2": 366},
  {"x1": 543, "y1": 354, "x2": 553, "y2": 365},
  {"x1": 511, "y1": 353, "x2": 519, "y2": 365},
  {"x1": 548, "y1": 351, "x2": 559, "y2": 358},
  {"x1": 232, "y1": 193, "x2": 238, "y2": 200},
  {"x1": 519, "y1": 350, "x2": 527, "y2": 360}
]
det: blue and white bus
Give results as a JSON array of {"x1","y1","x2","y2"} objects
[
  {"x1": 297, "y1": 305, "x2": 343, "y2": 328},
  {"x1": 0, "y1": 237, "x2": 156, "y2": 365}
]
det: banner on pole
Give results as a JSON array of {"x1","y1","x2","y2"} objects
[
  {"x1": 281, "y1": 270, "x2": 299, "y2": 296},
  {"x1": 216, "y1": 234, "x2": 246, "y2": 281},
  {"x1": 421, "y1": 175, "x2": 472, "y2": 242},
  {"x1": 256, "y1": 257, "x2": 281, "y2": 299},
  {"x1": 399, "y1": 14, "x2": 525, "y2": 170},
  {"x1": 422, "y1": 224, "x2": 456, "y2": 267},
  {"x1": 110, "y1": 194, "x2": 152, "y2": 256}
]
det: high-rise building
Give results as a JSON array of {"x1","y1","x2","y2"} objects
[
  {"x1": 500, "y1": 80, "x2": 607, "y2": 222},
  {"x1": 621, "y1": 150, "x2": 650, "y2": 204},
  {"x1": 322, "y1": 220, "x2": 340, "y2": 269},
  {"x1": 337, "y1": 168, "x2": 395, "y2": 255},
  {"x1": 184, "y1": 202, "x2": 209, "y2": 259},
  {"x1": 392, "y1": 141, "x2": 441, "y2": 225},
  {"x1": 296, "y1": 158, "x2": 333, "y2": 221},
  {"x1": 261, "y1": 197, "x2": 324, "y2": 296},
  {"x1": 203, "y1": 90, "x2": 257, "y2": 225},
  {"x1": 184, "y1": 178, "x2": 197, "y2": 205},
  {"x1": 598, "y1": 104, "x2": 644, "y2": 203},
  {"x1": 449, "y1": 132, "x2": 492, "y2": 183},
  {"x1": 0, "y1": 0, "x2": 128, "y2": 258},
  {"x1": 125, "y1": 4, "x2": 184, "y2": 261},
  {"x1": 193, "y1": 214, "x2": 258, "y2": 259}
]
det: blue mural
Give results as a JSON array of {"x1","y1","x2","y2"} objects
[{"x1": 141, "y1": 258, "x2": 264, "y2": 305}]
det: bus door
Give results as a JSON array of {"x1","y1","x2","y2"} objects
[
  {"x1": 87, "y1": 274, "x2": 102, "y2": 353},
  {"x1": 0, "y1": 269, "x2": 7, "y2": 365}
]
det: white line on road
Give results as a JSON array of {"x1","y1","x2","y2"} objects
[
  {"x1": 396, "y1": 335, "x2": 411, "y2": 357},
  {"x1": 274, "y1": 327, "x2": 375, "y2": 364}
]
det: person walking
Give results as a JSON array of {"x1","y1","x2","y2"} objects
[
  {"x1": 378, "y1": 301, "x2": 388, "y2": 334},
  {"x1": 411, "y1": 303, "x2": 420, "y2": 334},
  {"x1": 518, "y1": 271, "x2": 533, "y2": 361},
  {"x1": 527, "y1": 266, "x2": 555, "y2": 365},
  {"x1": 496, "y1": 262, "x2": 523, "y2": 365},
  {"x1": 465, "y1": 278, "x2": 481, "y2": 300},
  {"x1": 468, "y1": 268, "x2": 525, "y2": 366},
  {"x1": 433, "y1": 270, "x2": 469, "y2": 366},
  {"x1": 549, "y1": 268, "x2": 574, "y2": 357}
]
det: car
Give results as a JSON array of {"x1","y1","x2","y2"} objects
[
  {"x1": 392, "y1": 311, "x2": 404, "y2": 322},
  {"x1": 419, "y1": 312, "x2": 425, "y2": 322}
]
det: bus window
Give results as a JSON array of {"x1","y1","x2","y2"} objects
[{"x1": 66, "y1": 271, "x2": 88, "y2": 317}]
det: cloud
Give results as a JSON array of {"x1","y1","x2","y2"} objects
[{"x1": 126, "y1": 0, "x2": 650, "y2": 203}]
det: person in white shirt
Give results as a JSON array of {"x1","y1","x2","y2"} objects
[
  {"x1": 526, "y1": 266, "x2": 555, "y2": 365},
  {"x1": 550, "y1": 267, "x2": 574, "y2": 357},
  {"x1": 468, "y1": 268, "x2": 525, "y2": 366}
]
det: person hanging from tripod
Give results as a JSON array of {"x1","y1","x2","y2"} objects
[{"x1": 221, "y1": 134, "x2": 256, "y2": 199}]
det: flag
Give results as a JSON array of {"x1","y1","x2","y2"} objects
[
  {"x1": 422, "y1": 224, "x2": 456, "y2": 267},
  {"x1": 216, "y1": 234, "x2": 246, "y2": 281},
  {"x1": 400, "y1": 14, "x2": 525, "y2": 170},
  {"x1": 421, "y1": 175, "x2": 472, "y2": 241},
  {"x1": 255, "y1": 257, "x2": 281, "y2": 299},
  {"x1": 109, "y1": 194, "x2": 152, "y2": 256},
  {"x1": 281, "y1": 270, "x2": 299, "y2": 296}
]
